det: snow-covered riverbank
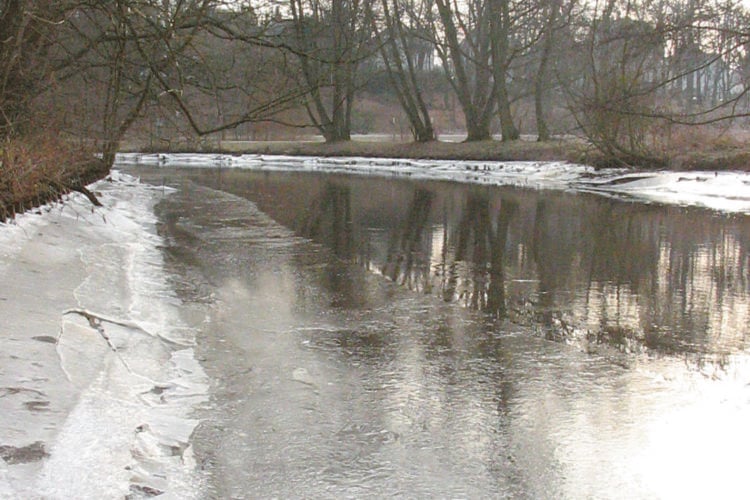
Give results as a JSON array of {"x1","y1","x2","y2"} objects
[
  {"x1": 117, "y1": 153, "x2": 750, "y2": 214},
  {"x1": 0, "y1": 173, "x2": 207, "y2": 499}
]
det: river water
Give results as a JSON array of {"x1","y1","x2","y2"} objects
[{"x1": 128, "y1": 165, "x2": 750, "y2": 499}]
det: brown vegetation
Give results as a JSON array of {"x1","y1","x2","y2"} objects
[
  {"x1": 215, "y1": 138, "x2": 590, "y2": 163},
  {"x1": 0, "y1": 132, "x2": 107, "y2": 221}
]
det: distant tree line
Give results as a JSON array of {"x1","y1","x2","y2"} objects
[{"x1": 2, "y1": 0, "x2": 750, "y2": 167}]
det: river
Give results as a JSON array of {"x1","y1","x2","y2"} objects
[{"x1": 129, "y1": 164, "x2": 750, "y2": 499}]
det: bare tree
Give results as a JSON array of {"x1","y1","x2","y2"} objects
[
  {"x1": 146, "y1": 4, "x2": 309, "y2": 141},
  {"x1": 42, "y1": 1, "x2": 219, "y2": 165},
  {"x1": 571, "y1": 1, "x2": 669, "y2": 164},
  {"x1": 532, "y1": 0, "x2": 570, "y2": 141},
  {"x1": 285, "y1": 0, "x2": 374, "y2": 142},
  {"x1": 430, "y1": 0, "x2": 497, "y2": 141},
  {"x1": 488, "y1": 0, "x2": 520, "y2": 141},
  {"x1": 0, "y1": 1, "x2": 74, "y2": 136},
  {"x1": 557, "y1": 0, "x2": 750, "y2": 165},
  {"x1": 370, "y1": 0, "x2": 436, "y2": 142}
]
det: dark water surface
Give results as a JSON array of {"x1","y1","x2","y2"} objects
[{"x1": 130, "y1": 165, "x2": 750, "y2": 499}]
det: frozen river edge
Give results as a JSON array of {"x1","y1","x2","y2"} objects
[
  {"x1": 0, "y1": 172, "x2": 207, "y2": 499},
  {"x1": 117, "y1": 152, "x2": 750, "y2": 214}
]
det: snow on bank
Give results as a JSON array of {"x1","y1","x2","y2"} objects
[
  {"x1": 116, "y1": 152, "x2": 750, "y2": 214},
  {"x1": 577, "y1": 171, "x2": 750, "y2": 214},
  {"x1": 0, "y1": 172, "x2": 207, "y2": 499}
]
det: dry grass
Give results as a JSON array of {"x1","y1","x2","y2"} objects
[
  {"x1": 656, "y1": 125, "x2": 750, "y2": 171},
  {"x1": 129, "y1": 136, "x2": 593, "y2": 164},
  {"x1": 0, "y1": 132, "x2": 105, "y2": 221}
]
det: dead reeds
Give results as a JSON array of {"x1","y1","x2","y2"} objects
[{"x1": 0, "y1": 132, "x2": 106, "y2": 222}]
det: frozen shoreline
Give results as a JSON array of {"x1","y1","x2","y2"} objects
[
  {"x1": 117, "y1": 152, "x2": 750, "y2": 214},
  {"x1": 0, "y1": 172, "x2": 207, "y2": 499}
]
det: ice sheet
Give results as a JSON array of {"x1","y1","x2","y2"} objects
[
  {"x1": 116, "y1": 153, "x2": 750, "y2": 214},
  {"x1": 0, "y1": 172, "x2": 207, "y2": 498}
]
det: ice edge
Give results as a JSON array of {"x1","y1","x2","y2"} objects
[{"x1": 115, "y1": 153, "x2": 750, "y2": 215}]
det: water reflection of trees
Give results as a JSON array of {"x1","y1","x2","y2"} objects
[
  {"x1": 301, "y1": 182, "x2": 354, "y2": 260},
  {"x1": 375, "y1": 185, "x2": 748, "y2": 357},
  {"x1": 377, "y1": 188, "x2": 518, "y2": 318},
  {"x1": 297, "y1": 181, "x2": 367, "y2": 308},
  {"x1": 382, "y1": 189, "x2": 434, "y2": 290},
  {"x1": 200, "y1": 170, "x2": 750, "y2": 358},
  {"x1": 438, "y1": 192, "x2": 517, "y2": 318},
  {"x1": 530, "y1": 199, "x2": 750, "y2": 356}
]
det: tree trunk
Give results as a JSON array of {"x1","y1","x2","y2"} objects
[
  {"x1": 534, "y1": 76, "x2": 551, "y2": 141},
  {"x1": 534, "y1": 0, "x2": 560, "y2": 142},
  {"x1": 496, "y1": 72, "x2": 519, "y2": 141},
  {"x1": 290, "y1": 0, "x2": 356, "y2": 143},
  {"x1": 488, "y1": 0, "x2": 519, "y2": 142},
  {"x1": 391, "y1": 0, "x2": 435, "y2": 142},
  {"x1": 465, "y1": 113, "x2": 493, "y2": 141},
  {"x1": 433, "y1": 0, "x2": 495, "y2": 142}
]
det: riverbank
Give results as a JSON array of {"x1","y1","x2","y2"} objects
[
  {"x1": 125, "y1": 136, "x2": 750, "y2": 171},
  {"x1": 3, "y1": 135, "x2": 750, "y2": 222},
  {"x1": 118, "y1": 153, "x2": 750, "y2": 214},
  {"x1": 126, "y1": 138, "x2": 603, "y2": 167},
  {"x1": 0, "y1": 133, "x2": 107, "y2": 221}
]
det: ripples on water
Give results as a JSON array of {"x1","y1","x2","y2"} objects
[{"x1": 134, "y1": 165, "x2": 750, "y2": 499}]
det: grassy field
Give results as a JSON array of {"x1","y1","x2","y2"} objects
[{"x1": 129, "y1": 136, "x2": 593, "y2": 162}]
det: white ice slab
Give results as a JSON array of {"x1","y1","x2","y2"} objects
[{"x1": 0, "y1": 171, "x2": 207, "y2": 498}]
